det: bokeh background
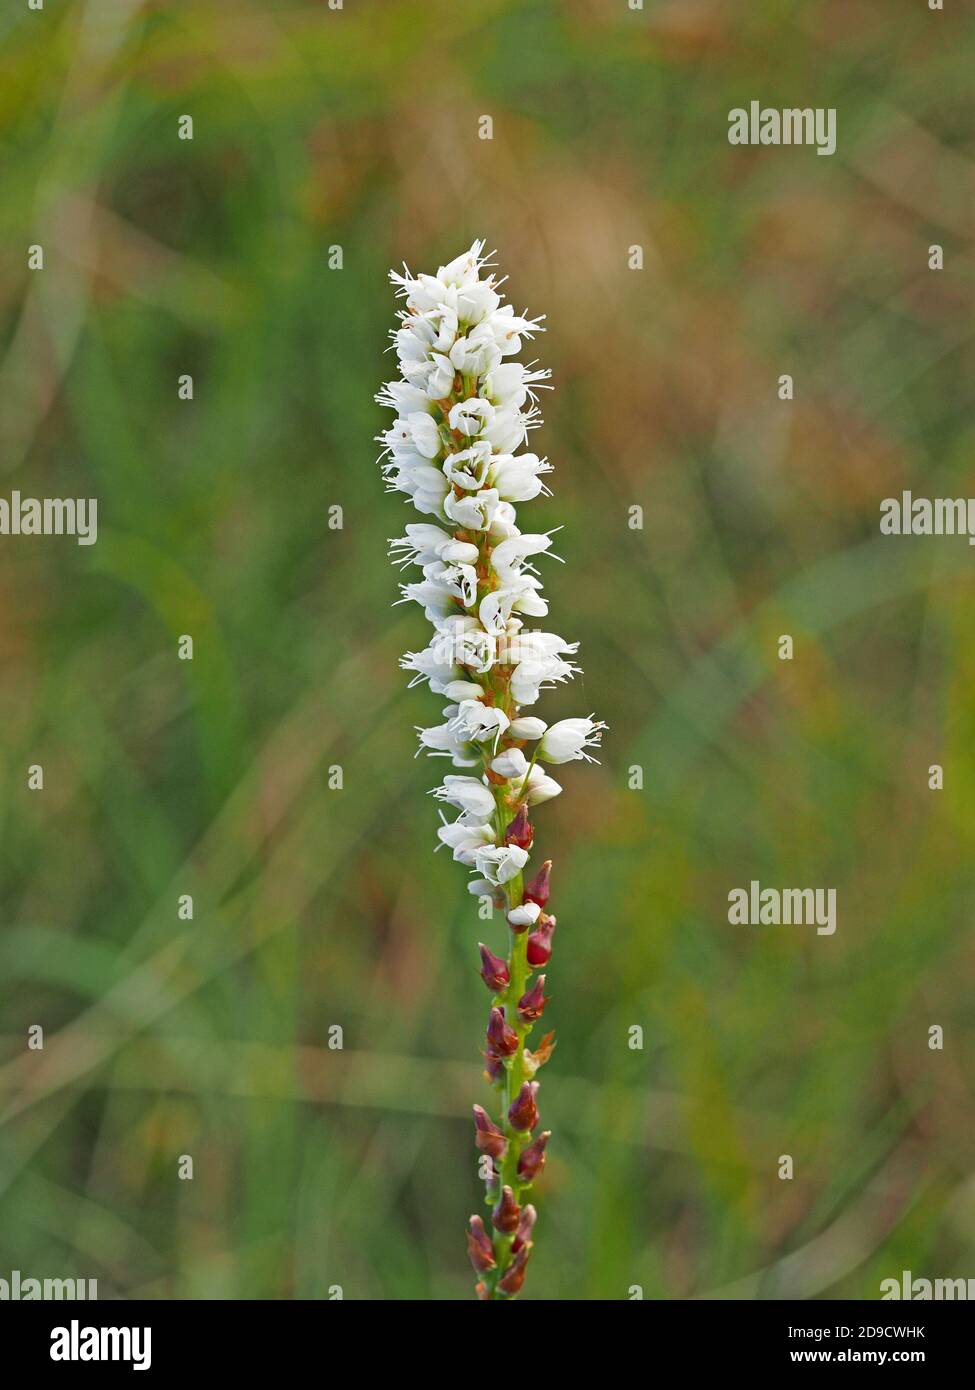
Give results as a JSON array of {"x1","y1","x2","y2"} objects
[{"x1": 1, "y1": 0, "x2": 974, "y2": 1301}]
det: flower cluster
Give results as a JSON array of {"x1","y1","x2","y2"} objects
[{"x1": 378, "y1": 241, "x2": 604, "y2": 1299}]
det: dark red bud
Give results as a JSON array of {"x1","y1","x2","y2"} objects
[
  {"x1": 517, "y1": 975, "x2": 549, "y2": 1023},
  {"x1": 526, "y1": 913, "x2": 556, "y2": 966},
  {"x1": 497, "y1": 1242, "x2": 532, "y2": 1297},
  {"x1": 486, "y1": 1006, "x2": 518, "y2": 1058},
  {"x1": 503, "y1": 805, "x2": 533, "y2": 850},
  {"x1": 517, "y1": 1129, "x2": 551, "y2": 1181},
  {"x1": 472, "y1": 1104, "x2": 508, "y2": 1160},
  {"x1": 523, "y1": 859, "x2": 552, "y2": 907},
  {"x1": 478, "y1": 942, "x2": 510, "y2": 992},
  {"x1": 491, "y1": 1184, "x2": 521, "y2": 1234},
  {"x1": 508, "y1": 1080, "x2": 539, "y2": 1133},
  {"x1": 467, "y1": 1214, "x2": 497, "y2": 1273},
  {"x1": 513, "y1": 1203, "x2": 537, "y2": 1253}
]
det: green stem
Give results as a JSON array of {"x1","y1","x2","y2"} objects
[
  {"x1": 482, "y1": 869, "x2": 537, "y2": 1299},
  {"x1": 434, "y1": 377, "x2": 541, "y2": 1300}
]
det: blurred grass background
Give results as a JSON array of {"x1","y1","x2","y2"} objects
[{"x1": 1, "y1": 0, "x2": 974, "y2": 1300}]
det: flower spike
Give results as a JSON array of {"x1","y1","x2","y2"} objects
[{"x1": 379, "y1": 242, "x2": 605, "y2": 1298}]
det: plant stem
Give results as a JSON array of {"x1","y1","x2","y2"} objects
[{"x1": 482, "y1": 871, "x2": 535, "y2": 1298}]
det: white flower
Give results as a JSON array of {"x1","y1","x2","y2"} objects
[
  {"x1": 443, "y1": 487, "x2": 501, "y2": 532},
  {"x1": 417, "y1": 723, "x2": 480, "y2": 766},
  {"x1": 508, "y1": 716, "x2": 547, "y2": 740},
  {"x1": 468, "y1": 877, "x2": 503, "y2": 904},
  {"x1": 509, "y1": 655, "x2": 577, "y2": 705},
  {"x1": 376, "y1": 380, "x2": 430, "y2": 415},
  {"x1": 448, "y1": 398, "x2": 494, "y2": 436},
  {"x1": 539, "y1": 716, "x2": 606, "y2": 764},
  {"x1": 433, "y1": 776, "x2": 496, "y2": 819},
  {"x1": 457, "y1": 280, "x2": 500, "y2": 324},
  {"x1": 443, "y1": 442, "x2": 492, "y2": 491},
  {"x1": 395, "y1": 322, "x2": 433, "y2": 363},
  {"x1": 489, "y1": 453, "x2": 551, "y2": 502},
  {"x1": 387, "y1": 460, "x2": 449, "y2": 516},
  {"x1": 387, "y1": 523, "x2": 452, "y2": 568},
  {"x1": 490, "y1": 533, "x2": 553, "y2": 580},
  {"x1": 442, "y1": 679, "x2": 486, "y2": 702},
  {"x1": 507, "y1": 901, "x2": 542, "y2": 928},
  {"x1": 482, "y1": 405, "x2": 528, "y2": 454},
  {"x1": 429, "y1": 307, "x2": 459, "y2": 352},
  {"x1": 438, "y1": 243, "x2": 485, "y2": 288},
  {"x1": 487, "y1": 304, "x2": 544, "y2": 356},
  {"x1": 510, "y1": 579, "x2": 548, "y2": 618},
  {"x1": 484, "y1": 361, "x2": 551, "y2": 408},
  {"x1": 525, "y1": 766, "x2": 562, "y2": 804},
  {"x1": 449, "y1": 326, "x2": 502, "y2": 376},
  {"x1": 438, "y1": 539, "x2": 480, "y2": 565},
  {"x1": 437, "y1": 820, "x2": 496, "y2": 865},
  {"x1": 478, "y1": 587, "x2": 519, "y2": 637},
  {"x1": 474, "y1": 843, "x2": 529, "y2": 886},
  {"x1": 486, "y1": 502, "x2": 521, "y2": 539},
  {"x1": 490, "y1": 747, "x2": 529, "y2": 780},
  {"x1": 424, "y1": 560, "x2": 477, "y2": 608},
  {"x1": 407, "y1": 412, "x2": 441, "y2": 460},
  {"x1": 449, "y1": 699, "x2": 510, "y2": 743},
  {"x1": 399, "y1": 643, "x2": 460, "y2": 692},
  {"x1": 425, "y1": 352, "x2": 455, "y2": 400},
  {"x1": 427, "y1": 617, "x2": 494, "y2": 673},
  {"x1": 501, "y1": 631, "x2": 577, "y2": 663},
  {"x1": 399, "y1": 579, "x2": 459, "y2": 623}
]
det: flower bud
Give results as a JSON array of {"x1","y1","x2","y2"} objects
[
  {"x1": 508, "y1": 1080, "x2": 539, "y2": 1133},
  {"x1": 507, "y1": 900, "x2": 541, "y2": 932},
  {"x1": 517, "y1": 1129, "x2": 551, "y2": 1181},
  {"x1": 478, "y1": 942, "x2": 509, "y2": 992},
  {"x1": 491, "y1": 747, "x2": 529, "y2": 780},
  {"x1": 497, "y1": 1242, "x2": 531, "y2": 1297},
  {"x1": 491, "y1": 1185, "x2": 521, "y2": 1234},
  {"x1": 512, "y1": 1203, "x2": 537, "y2": 1253},
  {"x1": 486, "y1": 1006, "x2": 518, "y2": 1058},
  {"x1": 503, "y1": 805, "x2": 533, "y2": 850},
  {"x1": 523, "y1": 859, "x2": 552, "y2": 907},
  {"x1": 524, "y1": 771, "x2": 562, "y2": 805},
  {"x1": 467, "y1": 1214, "x2": 497, "y2": 1273},
  {"x1": 517, "y1": 975, "x2": 548, "y2": 1023},
  {"x1": 508, "y1": 716, "x2": 547, "y2": 741},
  {"x1": 472, "y1": 1104, "x2": 507, "y2": 1160},
  {"x1": 526, "y1": 913, "x2": 556, "y2": 966}
]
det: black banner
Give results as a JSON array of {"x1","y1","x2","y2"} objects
[{"x1": 2, "y1": 1298, "x2": 969, "y2": 1373}]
